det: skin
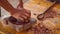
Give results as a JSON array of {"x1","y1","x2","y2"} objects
[{"x1": 0, "y1": 0, "x2": 31, "y2": 22}]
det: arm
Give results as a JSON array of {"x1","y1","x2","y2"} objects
[
  {"x1": 17, "y1": 0, "x2": 23, "y2": 8},
  {"x1": 0, "y1": 0, "x2": 15, "y2": 14},
  {"x1": 0, "y1": 0, "x2": 31, "y2": 22}
]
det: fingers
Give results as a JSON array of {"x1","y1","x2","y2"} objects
[
  {"x1": 23, "y1": 13, "x2": 30, "y2": 19},
  {"x1": 24, "y1": 9, "x2": 31, "y2": 15},
  {"x1": 24, "y1": 9, "x2": 31, "y2": 18},
  {"x1": 12, "y1": 9, "x2": 31, "y2": 23},
  {"x1": 16, "y1": 12, "x2": 30, "y2": 22},
  {"x1": 18, "y1": 17, "x2": 24, "y2": 21},
  {"x1": 21, "y1": 9, "x2": 31, "y2": 20},
  {"x1": 19, "y1": 13, "x2": 30, "y2": 22}
]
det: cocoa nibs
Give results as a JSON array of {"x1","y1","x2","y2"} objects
[{"x1": 27, "y1": 23, "x2": 53, "y2": 34}]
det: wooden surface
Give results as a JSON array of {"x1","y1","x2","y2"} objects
[
  {"x1": 0, "y1": 22, "x2": 29, "y2": 34},
  {"x1": 0, "y1": 0, "x2": 60, "y2": 34},
  {"x1": 24, "y1": 0, "x2": 56, "y2": 20}
]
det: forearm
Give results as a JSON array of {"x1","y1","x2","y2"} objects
[
  {"x1": 18, "y1": 0, "x2": 23, "y2": 8},
  {"x1": 0, "y1": 0, "x2": 15, "y2": 14}
]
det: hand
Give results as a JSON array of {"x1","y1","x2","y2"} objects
[{"x1": 10, "y1": 8, "x2": 31, "y2": 23}]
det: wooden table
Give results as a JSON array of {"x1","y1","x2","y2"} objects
[{"x1": 0, "y1": 0, "x2": 60, "y2": 34}]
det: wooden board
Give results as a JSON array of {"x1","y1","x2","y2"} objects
[
  {"x1": 24, "y1": 0, "x2": 55, "y2": 20},
  {"x1": 0, "y1": 0, "x2": 60, "y2": 34}
]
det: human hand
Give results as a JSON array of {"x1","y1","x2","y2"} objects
[{"x1": 10, "y1": 8, "x2": 31, "y2": 23}]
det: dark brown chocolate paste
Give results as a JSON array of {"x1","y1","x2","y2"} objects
[{"x1": 8, "y1": 16, "x2": 30, "y2": 25}]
